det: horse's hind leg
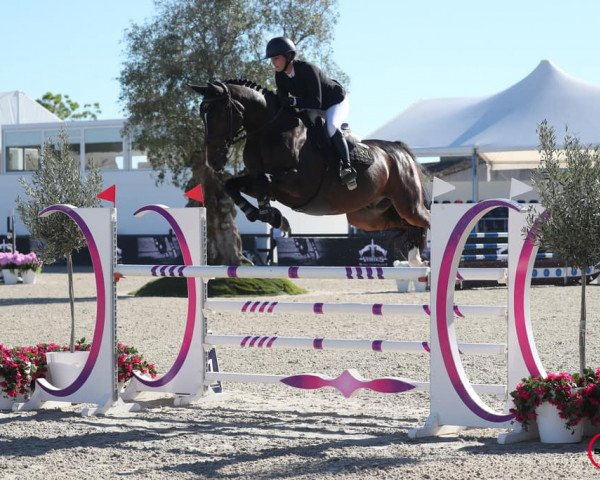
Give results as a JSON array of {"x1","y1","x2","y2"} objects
[
  {"x1": 385, "y1": 172, "x2": 431, "y2": 266},
  {"x1": 388, "y1": 200, "x2": 430, "y2": 267},
  {"x1": 347, "y1": 206, "x2": 428, "y2": 267}
]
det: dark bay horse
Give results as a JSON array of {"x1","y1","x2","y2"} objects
[{"x1": 189, "y1": 80, "x2": 431, "y2": 266}]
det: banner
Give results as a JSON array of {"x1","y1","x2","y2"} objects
[{"x1": 276, "y1": 236, "x2": 400, "y2": 266}]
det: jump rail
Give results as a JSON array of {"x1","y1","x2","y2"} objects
[
  {"x1": 206, "y1": 334, "x2": 505, "y2": 356},
  {"x1": 115, "y1": 264, "x2": 429, "y2": 280},
  {"x1": 203, "y1": 299, "x2": 507, "y2": 318}
]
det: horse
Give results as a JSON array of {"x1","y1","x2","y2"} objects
[{"x1": 189, "y1": 80, "x2": 431, "y2": 266}]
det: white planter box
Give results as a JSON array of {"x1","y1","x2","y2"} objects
[
  {"x1": 45, "y1": 351, "x2": 90, "y2": 388},
  {"x1": 1, "y1": 269, "x2": 19, "y2": 285}
]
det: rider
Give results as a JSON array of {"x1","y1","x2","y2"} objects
[{"x1": 264, "y1": 36, "x2": 357, "y2": 190}]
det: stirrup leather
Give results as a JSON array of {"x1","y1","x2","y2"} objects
[{"x1": 340, "y1": 167, "x2": 357, "y2": 191}]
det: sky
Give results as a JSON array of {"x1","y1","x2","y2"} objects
[{"x1": 3, "y1": 1, "x2": 600, "y2": 136}]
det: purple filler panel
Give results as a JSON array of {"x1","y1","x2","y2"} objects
[
  {"x1": 37, "y1": 205, "x2": 106, "y2": 397},
  {"x1": 436, "y1": 200, "x2": 521, "y2": 423}
]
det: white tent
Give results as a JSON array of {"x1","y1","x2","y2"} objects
[
  {"x1": 0, "y1": 91, "x2": 60, "y2": 125},
  {"x1": 370, "y1": 60, "x2": 600, "y2": 171}
]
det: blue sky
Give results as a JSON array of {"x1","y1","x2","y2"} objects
[{"x1": 3, "y1": 1, "x2": 600, "y2": 136}]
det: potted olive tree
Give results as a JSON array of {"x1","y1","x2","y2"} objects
[
  {"x1": 510, "y1": 120, "x2": 600, "y2": 442},
  {"x1": 16, "y1": 129, "x2": 103, "y2": 386}
]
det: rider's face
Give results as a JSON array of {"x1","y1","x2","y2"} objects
[{"x1": 271, "y1": 55, "x2": 287, "y2": 72}]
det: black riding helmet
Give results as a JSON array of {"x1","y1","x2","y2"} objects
[{"x1": 264, "y1": 36, "x2": 296, "y2": 60}]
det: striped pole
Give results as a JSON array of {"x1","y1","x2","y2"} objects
[
  {"x1": 205, "y1": 334, "x2": 506, "y2": 356},
  {"x1": 116, "y1": 264, "x2": 429, "y2": 280},
  {"x1": 467, "y1": 232, "x2": 508, "y2": 239},
  {"x1": 464, "y1": 243, "x2": 508, "y2": 250},
  {"x1": 204, "y1": 299, "x2": 506, "y2": 318},
  {"x1": 461, "y1": 253, "x2": 554, "y2": 261},
  {"x1": 531, "y1": 266, "x2": 600, "y2": 280},
  {"x1": 116, "y1": 263, "x2": 507, "y2": 283}
]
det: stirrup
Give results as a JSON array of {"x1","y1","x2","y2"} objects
[{"x1": 340, "y1": 167, "x2": 357, "y2": 191}]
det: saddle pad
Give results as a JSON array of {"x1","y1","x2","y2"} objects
[{"x1": 349, "y1": 142, "x2": 374, "y2": 167}]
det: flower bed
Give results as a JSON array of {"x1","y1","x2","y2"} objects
[{"x1": 0, "y1": 339, "x2": 157, "y2": 399}]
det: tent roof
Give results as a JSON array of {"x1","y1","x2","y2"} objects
[
  {"x1": 0, "y1": 90, "x2": 60, "y2": 125},
  {"x1": 369, "y1": 60, "x2": 600, "y2": 170}
]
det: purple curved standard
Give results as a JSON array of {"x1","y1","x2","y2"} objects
[
  {"x1": 436, "y1": 200, "x2": 522, "y2": 423},
  {"x1": 37, "y1": 205, "x2": 105, "y2": 397},
  {"x1": 513, "y1": 211, "x2": 549, "y2": 378},
  {"x1": 131, "y1": 205, "x2": 195, "y2": 387},
  {"x1": 281, "y1": 369, "x2": 416, "y2": 398}
]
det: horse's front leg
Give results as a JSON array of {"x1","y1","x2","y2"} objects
[
  {"x1": 253, "y1": 173, "x2": 292, "y2": 234},
  {"x1": 224, "y1": 174, "x2": 291, "y2": 233},
  {"x1": 224, "y1": 175, "x2": 260, "y2": 222}
]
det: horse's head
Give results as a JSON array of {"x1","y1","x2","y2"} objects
[{"x1": 189, "y1": 81, "x2": 245, "y2": 172}]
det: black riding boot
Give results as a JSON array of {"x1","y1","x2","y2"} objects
[{"x1": 331, "y1": 129, "x2": 357, "y2": 190}]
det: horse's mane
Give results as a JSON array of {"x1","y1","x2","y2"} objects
[{"x1": 223, "y1": 78, "x2": 276, "y2": 97}]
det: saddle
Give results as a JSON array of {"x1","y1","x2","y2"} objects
[{"x1": 298, "y1": 110, "x2": 374, "y2": 167}]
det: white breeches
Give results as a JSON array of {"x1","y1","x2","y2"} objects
[{"x1": 325, "y1": 96, "x2": 350, "y2": 137}]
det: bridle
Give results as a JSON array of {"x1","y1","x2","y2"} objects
[
  {"x1": 200, "y1": 82, "x2": 285, "y2": 153},
  {"x1": 200, "y1": 82, "x2": 246, "y2": 155}
]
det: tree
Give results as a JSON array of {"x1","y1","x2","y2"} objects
[
  {"x1": 36, "y1": 92, "x2": 102, "y2": 120},
  {"x1": 16, "y1": 129, "x2": 103, "y2": 352},
  {"x1": 527, "y1": 120, "x2": 600, "y2": 375},
  {"x1": 119, "y1": 0, "x2": 345, "y2": 264}
]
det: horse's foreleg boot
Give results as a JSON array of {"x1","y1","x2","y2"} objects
[
  {"x1": 259, "y1": 207, "x2": 284, "y2": 230},
  {"x1": 258, "y1": 196, "x2": 271, "y2": 216},
  {"x1": 241, "y1": 203, "x2": 259, "y2": 222}
]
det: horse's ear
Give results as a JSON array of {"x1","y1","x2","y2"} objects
[
  {"x1": 187, "y1": 83, "x2": 208, "y2": 96},
  {"x1": 207, "y1": 82, "x2": 226, "y2": 96}
]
